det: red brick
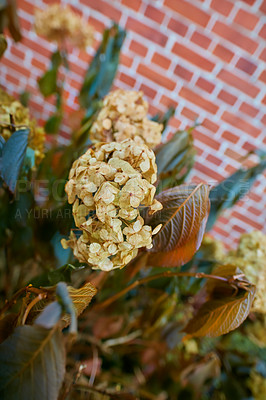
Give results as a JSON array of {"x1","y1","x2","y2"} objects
[
  {"x1": 126, "y1": 17, "x2": 168, "y2": 46},
  {"x1": 212, "y1": 225, "x2": 230, "y2": 238},
  {"x1": 1, "y1": 57, "x2": 31, "y2": 78},
  {"x1": 241, "y1": 0, "x2": 256, "y2": 4},
  {"x1": 122, "y1": 0, "x2": 141, "y2": 11},
  {"x1": 80, "y1": 0, "x2": 121, "y2": 22},
  {"x1": 118, "y1": 72, "x2": 136, "y2": 87},
  {"x1": 232, "y1": 225, "x2": 246, "y2": 234},
  {"x1": 236, "y1": 58, "x2": 257, "y2": 75},
  {"x1": 20, "y1": 16, "x2": 31, "y2": 31},
  {"x1": 170, "y1": 117, "x2": 182, "y2": 129},
  {"x1": 211, "y1": 0, "x2": 234, "y2": 17},
  {"x1": 174, "y1": 65, "x2": 193, "y2": 81},
  {"x1": 140, "y1": 84, "x2": 157, "y2": 99},
  {"x1": 120, "y1": 53, "x2": 133, "y2": 68},
  {"x1": 151, "y1": 53, "x2": 171, "y2": 69},
  {"x1": 180, "y1": 87, "x2": 218, "y2": 114},
  {"x1": 129, "y1": 40, "x2": 147, "y2": 57},
  {"x1": 217, "y1": 69, "x2": 259, "y2": 98},
  {"x1": 68, "y1": 61, "x2": 86, "y2": 76},
  {"x1": 32, "y1": 58, "x2": 46, "y2": 70},
  {"x1": 19, "y1": 0, "x2": 37, "y2": 14},
  {"x1": 248, "y1": 206, "x2": 261, "y2": 217},
  {"x1": 168, "y1": 18, "x2": 188, "y2": 36},
  {"x1": 234, "y1": 9, "x2": 259, "y2": 30},
  {"x1": 259, "y1": 49, "x2": 266, "y2": 62},
  {"x1": 195, "y1": 161, "x2": 224, "y2": 181},
  {"x1": 259, "y1": 70, "x2": 266, "y2": 84},
  {"x1": 196, "y1": 77, "x2": 215, "y2": 93},
  {"x1": 213, "y1": 44, "x2": 234, "y2": 62},
  {"x1": 194, "y1": 129, "x2": 221, "y2": 151},
  {"x1": 10, "y1": 46, "x2": 25, "y2": 60},
  {"x1": 145, "y1": 5, "x2": 165, "y2": 23},
  {"x1": 165, "y1": 0, "x2": 210, "y2": 27},
  {"x1": 260, "y1": 0, "x2": 266, "y2": 13},
  {"x1": 225, "y1": 148, "x2": 242, "y2": 162},
  {"x1": 212, "y1": 21, "x2": 258, "y2": 54},
  {"x1": 160, "y1": 95, "x2": 178, "y2": 109},
  {"x1": 172, "y1": 43, "x2": 215, "y2": 72},
  {"x1": 239, "y1": 102, "x2": 259, "y2": 118},
  {"x1": 22, "y1": 37, "x2": 51, "y2": 58},
  {"x1": 217, "y1": 89, "x2": 237, "y2": 105},
  {"x1": 259, "y1": 24, "x2": 266, "y2": 40},
  {"x1": 181, "y1": 107, "x2": 199, "y2": 121},
  {"x1": 222, "y1": 130, "x2": 239, "y2": 144},
  {"x1": 206, "y1": 154, "x2": 222, "y2": 166},
  {"x1": 6, "y1": 73, "x2": 20, "y2": 86},
  {"x1": 202, "y1": 118, "x2": 219, "y2": 132},
  {"x1": 222, "y1": 111, "x2": 261, "y2": 137},
  {"x1": 261, "y1": 115, "x2": 266, "y2": 125},
  {"x1": 88, "y1": 16, "x2": 105, "y2": 32},
  {"x1": 262, "y1": 95, "x2": 266, "y2": 105},
  {"x1": 137, "y1": 64, "x2": 176, "y2": 90},
  {"x1": 191, "y1": 31, "x2": 211, "y2": 49},
  {"x1": 232, "y1": 211, "x2": 262, "y2": 230}
]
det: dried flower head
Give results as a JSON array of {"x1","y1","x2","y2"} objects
[
  {"x1": 62, "y1": 139, "x2": 162, "y2": 271},
  {"x1": 0, "y1": 88, "x2": 45, "y2": 166},
  {"x1": 90, "y1": 89, "x2": 163, "y2": 149},
  {"x1": 35, "y1": 4, "x2": 94, "y2": 50}
]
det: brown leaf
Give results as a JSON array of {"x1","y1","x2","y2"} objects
[
  {"x1": 62, "y1": 282, "x2": 97, "y2": 327},
  {"x1": 183, "y1": 266, "x2": 255, "y2": 338},
  {"x1": 146, "y1": 184, "x2": 210, "y2": 267}
]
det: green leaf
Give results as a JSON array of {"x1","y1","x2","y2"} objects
[
  {"x1": 156, "y1": 128, "x2": 196, "y2": 190},
  {"x1": 51, "y1": 50, "x2": 62, "y2": 69},
  {"x1": 79, "y1": 23, "x2": 126, "y2": 113},
  {"x1": 0, "y1": 325, "x2": 65, "y2": 400},
  {"x1": 145, "y1": 184, "x2": 210, "y2": 267},
  {"x1": 19, "y1": 91, "x2": 30, "y2": 107},
  {"x1": 38, "y1": 68, "x2": 58, "y2": 97},
  {"x1": 44, "y1": 113, "x2": 63, "y2": 134},
  {"x1": 206, "y1": 159, "x2": 266, "y2": 231},
  {"x1": 152, "y1": 106, "x2": 175, "y2": 131},
  {"x1": 29, "y1": 264, "x2": 75, "y2": 287},
  {"x1": 0, "y1": 128, "x2": 29, "y2": 193}
]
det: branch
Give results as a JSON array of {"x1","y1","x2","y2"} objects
[{"x1": 93, "y1": 271, "x2": 230, "y2": 310}]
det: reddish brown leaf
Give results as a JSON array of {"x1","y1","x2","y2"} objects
[
  {"x1": 146, "y1": 184, "x2": 210, "y2": 267},
  {"x1": 183, "y1": 266, "x2": 255, "y2": 338}
]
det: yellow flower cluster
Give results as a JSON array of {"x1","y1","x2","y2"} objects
[
  {"x1": 35, "y1": 4, "x2": 94, "y2": 50},
  {"x1": 62, "y1": 139, "x2": 162, "y2": 271},
  {"x1": 247, "y1": 369, "x2": 266, "y2": 400},
  {"x1": 90, "y1": 89, "x2": 163, "y2": 149},
  {"x1": 0, "y1": 88, "x2": 45, "y2": 166}
]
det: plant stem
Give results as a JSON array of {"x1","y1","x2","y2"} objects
[
  {"x1": 93, "y1": 271, "x2": 229, "y2": 310},
  {"x1": 0, "y1": 286, "x2": 48, "y2": 316}
]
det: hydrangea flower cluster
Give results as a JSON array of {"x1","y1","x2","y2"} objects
[
  {"x1": 0, "y1": 88, "x2": 45, "y2": 166},
  {"x1": 90, "y1": 89, "x2": 163, "y2": 149},
  {"x1": 62, "y1": 139, "x2": 162, "y2": 271},
  {"x1": 35, "y1": 4, "x2": 94, "y2": 50}
]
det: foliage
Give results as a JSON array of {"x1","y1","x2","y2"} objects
[
  {"x1": 0, "y1": 0, "x2": 21, "y2": 57},
  {"x1": 0, "y1": 4, "x2": 265, "y2": 399}
]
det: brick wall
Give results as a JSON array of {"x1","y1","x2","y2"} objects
[{"x1": 1, "y1": 0, "x2": 265, "y2": 247}]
